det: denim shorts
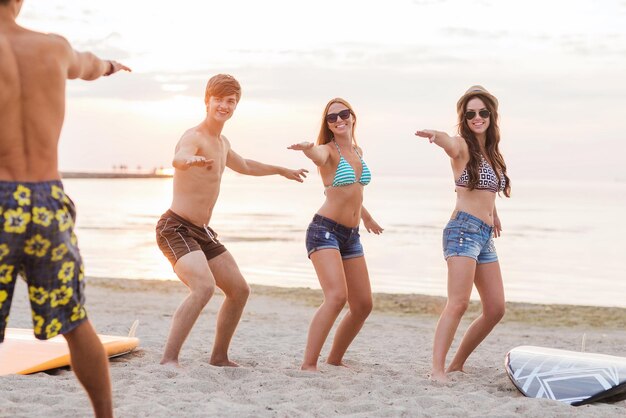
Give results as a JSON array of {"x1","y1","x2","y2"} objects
[
  {"x1": 305, "y1": 214, "x2": 364, "y2": 259},
  {"x1": 443, "y1": 211, "x2": 498, "y2": 264}
]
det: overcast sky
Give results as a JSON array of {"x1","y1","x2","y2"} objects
[{"x1": 18, "y1": 0, "x2": 626, "y2": 181}]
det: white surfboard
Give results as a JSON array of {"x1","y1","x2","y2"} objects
[{"x1": 505, "y1": 345, "x2": 626, "y2": 405}]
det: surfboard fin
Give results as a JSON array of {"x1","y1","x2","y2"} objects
[
  {"x1": 128, "y1": 320, "x2": 139, "y2": 338},
  {"x1": 581, "y1": 333, "x2": 586, "y2": 352}
]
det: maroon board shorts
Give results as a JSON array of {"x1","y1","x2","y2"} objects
[{"x1": 155, "y1": 209, "x2": 227, "y2": 267}]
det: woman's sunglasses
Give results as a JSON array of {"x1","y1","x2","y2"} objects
[
  {"x1": 326, "y1": 109, "x2": 351, "y2": 123},
  {"x1": 465, "y1": 109, "x2": 490, "y2": 120}
]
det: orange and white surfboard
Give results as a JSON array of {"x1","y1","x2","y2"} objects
[{"x1": 0, "y1": 321, "x2": 139, "y2": 375}]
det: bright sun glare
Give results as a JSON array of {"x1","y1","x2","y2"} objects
[{"x1": 155, "y1": 167, "x2": 175, "y2": 176}]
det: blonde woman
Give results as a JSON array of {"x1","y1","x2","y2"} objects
[{"x1": 289, "y1": 98, "x2": 383, "y2": 371}]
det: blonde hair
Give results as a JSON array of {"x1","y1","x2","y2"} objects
[{"x1": 316, "y1": 98, "x2": 358, "y2": 146}]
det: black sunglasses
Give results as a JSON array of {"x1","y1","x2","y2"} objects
[
  {"x1": 326, "y1": 109, "x2": 351, "y2": 123},
  {"x1": 465, "y1": 109, "x2": 490, "y2": 120}
]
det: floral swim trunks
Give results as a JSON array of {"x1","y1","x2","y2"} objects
[{"x1": 0, "y1": 181, "x2": 87, "y2": 343}]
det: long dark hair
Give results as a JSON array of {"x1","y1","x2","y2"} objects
[{"x1": 457, "y1": 93, "x2": 511, "y2": 197}]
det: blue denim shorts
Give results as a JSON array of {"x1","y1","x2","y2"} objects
[
  {"x1": 443, "y1": 211, "x2": 498, "y2": 264},
  {"x1": 305, "y1": 214, "x2": 364, "y2": 259}
]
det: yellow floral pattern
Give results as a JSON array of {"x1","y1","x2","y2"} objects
[
  {"x1": 1, "y1": 183, "x2": 87, "y2": 340},
  {"x1": 13, "y1": 185, "x2": 31, "y2": 206},
  {"x1": 45, "y1": 318, "x2": 62, "y2": 338},
  {"x1": 29, "y1": 286, "x2": 49, "y2": 305},
  {"x1": 51, "y1": 243, "x2": 68, "y2": 262},
  {"x1": 71, "y1": 304, "x2": 86, "y2": 322},
  {"x1": 51, "y1": 185, "x2": 70, "y2": 203},
  {"x1": 24, "y1": 234, "x2": 52, "y2": 258},
  {"x1": 3, "y1": 207, "x2": 31, "y2": 234},
  {"x1": 0, "y1": 264, "x2": 14, "y2": 285},
  {"x1": 50, "y1": 286, "x2": 73, "y2": 307},
  {"x1": 57, "y1": 261, "x2": 75, "y2": 283},
  {"x1": 55, "y1": 208, "x2": 72, "y2": 232},
  {"x1": 0, "y1": 244, "x2": 8, "y2": 261},
  {"x1": 32, "y1": 311, "x2": 45, "y2": 335},
  {"x1": 32, "y1": 207, "x2": 54, "y2": 227},
  {"x1": 0, "y1": 290, "x2": 7, "y2": 309}
]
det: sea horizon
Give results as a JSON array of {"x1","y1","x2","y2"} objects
[{"x1": 60, "y1": 174, "x2": 626, "y2": 309}]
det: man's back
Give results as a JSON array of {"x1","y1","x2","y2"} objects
[
  {"x1": 0, "y1": 20, "x2": 74, "y2": 181},
  {"x1": 0, "y1": 3, "x2": 130, "y2": 417}
]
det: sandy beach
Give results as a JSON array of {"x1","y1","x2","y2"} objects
[{"x1": 1, "y1": 277, "x2": 625, "y2": 418}]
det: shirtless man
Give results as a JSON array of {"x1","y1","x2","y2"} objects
[
  {"x1": 0, "y1": 1, "x2": 130, "y2": 416},
  {"x1": 156, "y1": 74, "x2": 307, "y2": 367}
]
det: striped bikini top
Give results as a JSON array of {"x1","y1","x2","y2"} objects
[
  {"x1": 326, "y1": 140, "x2": 372, "y2": 188},
  {"x1": 455, "y1": 154, "x2": 505, "y2": 193}
]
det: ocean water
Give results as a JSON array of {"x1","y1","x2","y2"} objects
[{"x1": 62, "y1": 174, "x2": 626, "y2": 308}]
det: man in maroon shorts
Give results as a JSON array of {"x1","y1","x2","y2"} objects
[{"x1": 156, "y1": 74, "x2": 307, "y2": 367}]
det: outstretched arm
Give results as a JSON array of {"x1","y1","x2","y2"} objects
[
  {"x1": 361, "y1": 206, "x2": 383, "y2": 235},
  {"x1": 69, "y1": 53, "x2": 131, "y2": 80},
  {"x1": 415, "y1": 130, "x2": 463, "y2": 160},
  {"x1": 227, "y1": 148, "x2": 308, "y2": 182},
  {"x1": 56, "y1": 35, "x2": 131, "y2": 81},
  {"x1": 287, "y1": 142, "x2": 331, "y2": 167},
  {"x1": 172, "y1": 133, "x2": 214, "y2": 170}
]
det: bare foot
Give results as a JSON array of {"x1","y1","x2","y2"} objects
[
  {"x1": 429, "y1": 371, "x2": 448, "y2": 383},
  {"x1": 300, "y1": 364, "x2": 318, "y2": 372},
  {"x1": 446, "y1": 366, "x2": 466, "y2": 374},
  {"x1": 326, "y1": 361, "x2": 349, "y2": 368},
  {"x1": 210, "y1": 359, "x2": 240, "y2": 367},
  {"x1": 159, "y1": 359, "x2": 181, "y2": 368}
]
